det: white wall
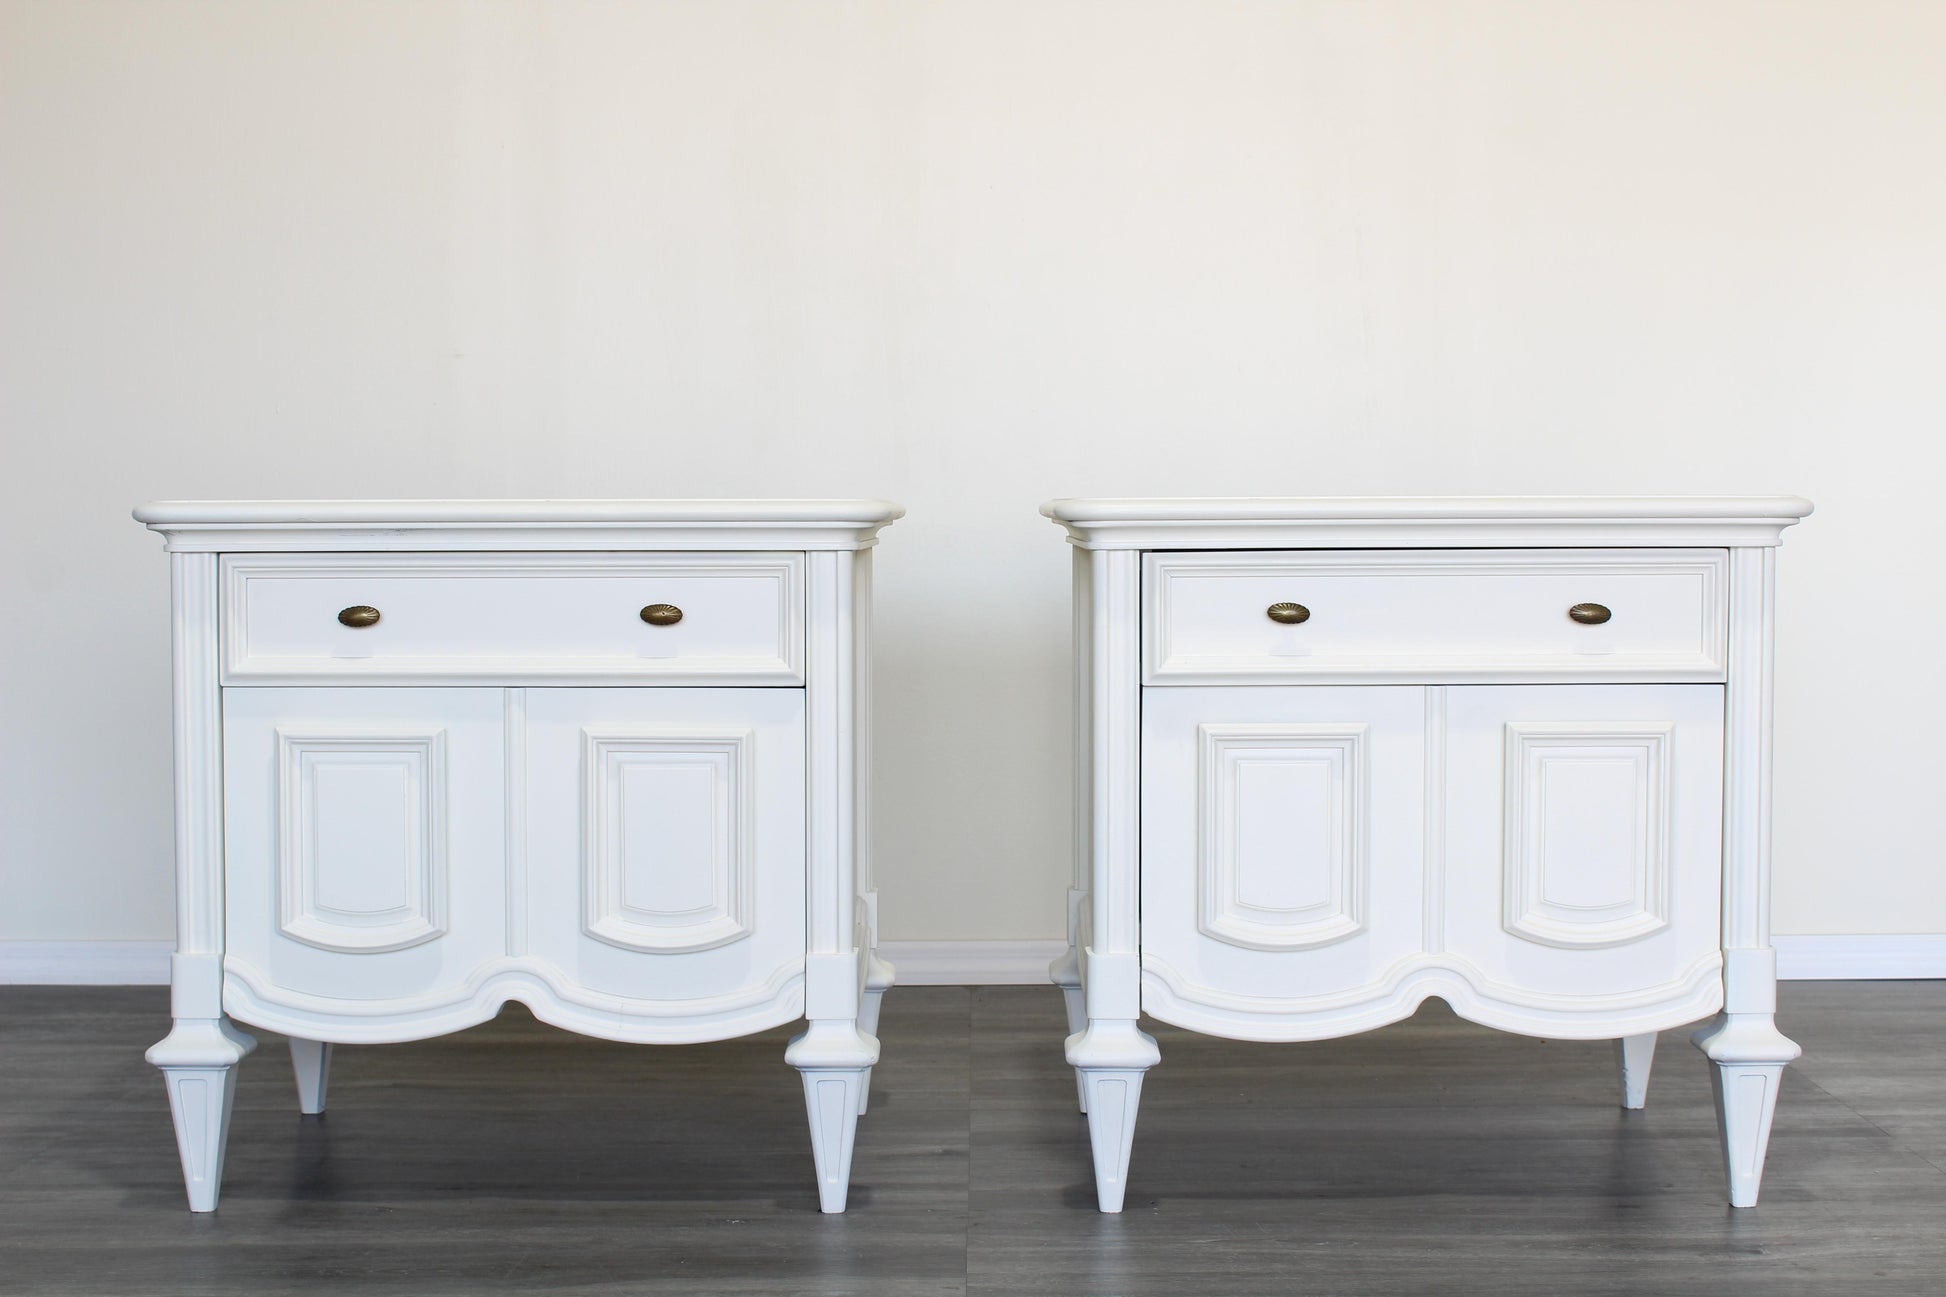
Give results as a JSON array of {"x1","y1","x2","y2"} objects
[{"x1": 2, "y1": 0, "x2": 1942, "y2": 952}]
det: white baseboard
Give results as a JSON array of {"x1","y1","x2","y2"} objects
[
  {"x1": 877, "y1": 940, "x2": 1068, "y2": 986},
  {"x1": 1773, "y1": 934, "x2": 1946, "y2": 980},
  {"x1": 0, "y1": 941, "x2": 172, "y2": 985},
  {"x1": 2, "y1": 935, "x2": 1939, "y2": 987}
]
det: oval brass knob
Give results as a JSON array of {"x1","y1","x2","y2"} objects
[
  {"x1": 1568, "y1": 602, "x2": 1613, "y2": 625},
  {"x1": 337, "y1": 605, "x2": 381, "y2": 628},
  {"x1": 1266, "y1": 602, "x2": 1311, "y2": 625},
  {"x1": 639, "y1": 603, "x2": 684, "y2": 627}
]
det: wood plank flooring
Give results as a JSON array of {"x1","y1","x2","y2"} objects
[{"x1": 2, "y1": 982, "x2": 1942, "y2": 1295}]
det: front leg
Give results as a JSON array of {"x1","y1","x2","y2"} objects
[
  {"x1": 1068, "y1": 1018, "x2": 1159, "y2": 1213},
  {"x1": 148, "y1": 1017, "x2": 256, "y2": 1212},
  {"x1": 1693, "y1": 1013, "x2": 1798, "y2": 1207},
  {"x1": 1692, "y1": 947, "x2": 1800, "y2": 1207},
  {"x1": 786, "y1": 1021, "x2": 878, "y2": 1212}
]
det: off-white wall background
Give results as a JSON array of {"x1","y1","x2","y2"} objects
[{"x1": 3, "y1": 1, "x2": 1943, "y2": 959}]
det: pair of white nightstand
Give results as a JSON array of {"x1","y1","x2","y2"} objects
[{"x1": 137, "y1": 496, "x2": 1810, "y2": 1216}]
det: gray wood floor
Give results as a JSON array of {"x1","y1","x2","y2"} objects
[{"x1": 2, "y1": 982, "x2": 1942, "y2": 1296}]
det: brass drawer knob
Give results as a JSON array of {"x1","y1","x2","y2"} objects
[
  {"x1": 337, "y1": 605, "x2": 381, "y2": 628},
  {"x1": 640, "y1": 603, "x2": 684, "y2": 627},
  {"x1": 1266, "y1": 602, "x2": 1311, "y2": 625},
  {"x1": 1568, "y1": 602, "x2": 1613, "y2": 625}
]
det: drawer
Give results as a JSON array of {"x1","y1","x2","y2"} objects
[
  {"x1": 1144, "y1": 549, "x2": 1728, "y2": 684},
  {"x1": 221, "y1": 552, "x2": 804, "y2": 685}
]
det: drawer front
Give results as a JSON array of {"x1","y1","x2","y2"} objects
[
  {"x1": 1145, "y1": 549, "x2": 1727, "y2": 684},
  {"x1": 221, "y1": 552, "x2": 805, "y2": 685}
]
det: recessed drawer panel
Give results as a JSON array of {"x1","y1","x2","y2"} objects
[
  {"x1": 221, "y1": 552, "x2": 804, "y2": 685},
  {"x1": 1145, "y1": 549, "x2": 1728, "y2": 685}
]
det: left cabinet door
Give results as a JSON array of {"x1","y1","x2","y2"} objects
[{"x1": 222, "y1": 688, "x2": 509, "y2": 1034}]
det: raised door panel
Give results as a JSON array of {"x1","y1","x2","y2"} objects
[
  {"x1": 521, "y1": 688, "x2": 806, "y2": 1035},
  {"x1": 1442, "y1": 685, "x2": 1723, "y2": 1016},
  {"x1": 1140, "y1": 686, "x2": 1430, "y2": 1038},
  {"x1": 222, "y1": 688, "x2": 507, "y2": 1021}
]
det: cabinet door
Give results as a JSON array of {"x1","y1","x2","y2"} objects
[
  {"x1": 1443, "y1": 685, "x2": 1723, "y2": 1008},
  {"x1": 222, "y1": 688, "x2": 508, "y2": 1022},
  {"x1": 521, "y1": 688, "x2": 806, "y2": 1036},
  {"x1": 1140, "y1": 685, "x2": 1431, "y2": 1038}
]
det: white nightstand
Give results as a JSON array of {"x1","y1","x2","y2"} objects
[
  {"x1": 1044, "y1": 496, "x2": 1812, "y2": 1212},
  {"x1": 136, "y1": 500, "x2": 901, "y2": 1213}
]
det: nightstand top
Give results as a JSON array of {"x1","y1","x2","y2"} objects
[
  {"x1": 1042, "y1": 496, "x2": 1812, "y2": 550},
  {"x1": 135, "y1": 499, "x2": 905, "y2": 552}
]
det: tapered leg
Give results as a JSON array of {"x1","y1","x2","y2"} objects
[
  {"x1": 147, "y1": 1018, "x2": 256, "y2": 1212},
  {"x1": 1615, "y1": 1032, "x2": 1657, "y2": 1110},
  {"x1": 1068, "y1": 1020, "x2": 1160, "y2": 1213},
  {"x1": 290, "y1": 1038, "x2": 333, "y2": 1115},
  {"x1": 786, "y1": 1021, "x2": 878, "y2": 1212},
  {"x1": 1693, "y1": 1012, "x2": 1799, "y2": 1207},
  {"x1": 855, "y1": 953, "x2": 895, "y2": 1116}
]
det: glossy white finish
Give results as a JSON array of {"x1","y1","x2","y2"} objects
[
  {"x1": 1140, "y1": 686, "x2": 1723, "y2": 1041},
  {"x1": 1051, "y1": 497, "x2": 1806, "y2": 1213},
  {"x1": 289, "y1": 1038, "x2": 332, "y2": 1115},
  {"x1": 136, "y1": 498, "x2": 904, "y2": 552},
  {"x1": 1044, "y1": 496, "x2": 1813, "y2": 550},
  {"x1": 141, "y1": 500, "x2": 894, "y2": 1212},
  {"x1": 1144, "y1": 549, "x2": 1727, "y2": 684},
  {"x1": 1616, "y1": 1032, "x2": 1657, "y2": 1111},
  {"x1": 222, "y1": 551, "x2": 806, "y2": 686}
]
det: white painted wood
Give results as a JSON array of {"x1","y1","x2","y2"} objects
[
  {"x1": 523, "y1": 688, "x2": 807, "y2": 1027},
  {"x1": 222, "y1": 688, "x2": 509, "y2": 1034},
  {"x1": 856, "y1": 951, "x2": 893, "y2": 1116},
  {"x1": 1694, "y1": 1008, "x2": 1796, "y2": 1207},
  {"x1": 852, "y1": 548, "x2": 894, "y2": 1118},
  {"x1": 785, "y1": 1018, "x2": 878, "y2": 1212},
  {"x1": 795, "y1": 1062, "x2": 870, "y2": 1213},
  {"x1": 289, "y1": 1038, "x2": 332, "y2": 1115},
  {"x1": 140, "y1": 500, "x2": 893, "y2": 1212},
  {"x1": 579, "y1": 726, "x2": 756, "y2": 954},
  {"x1": 1196, "y1": 720, "x2": 1370, "y2": 951},
  {"x1": 1145, "y1": 549, "x2": 1728, "y2": 684},
  {"x1": 1500, "y1": 717, "x2": 1676, "y2": 950},
  {"x1": 1044, "y1": 496, "x2": 1813, "y2": 551},
  {"x1": 222, "y1": 551, "x2": 805, "y2": 686},
  {"x1": 1063, "y1": 546, "x2": 1157, "y2": 1208},
  {"x1": 1616, "y1": 1032, "x2": 1656, "y2": 1110},
  {"x1": 135, "y1": 499, "x2": 904, "y2": 552},
  {"x1": 1691, "y1": 545, "x2": 1801, "y2": 1206},
  {"x1": 274, "y1": 726, "x2": 450, "y2": 954},
  {"x1": 5, "y1": 933, "x2": 1937, "y2": 988},
  {"x1": 1069, "y1": 1020, "x2": 1160, "y2": 1214},
  {"x1": 1141, "y1": 687, "x2": 1430, "y2": 1039},
  {"x1": 1445, "y1": 687, "x2": 1724, "y2": 1007},
  {"x1": 146, "y1": 1019, "x2": 255, "y2": 1212},
  {"x1": 1053, "y1": 496, "x2": 1807, "y2": 1213}
]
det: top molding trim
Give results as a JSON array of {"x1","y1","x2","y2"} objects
[
  {"x1": 1041, "y1": 496, "x2": 1813, "y2": 550},
  {"x1": 135, "y1": 499, "x2": 905, "y2": 552}
]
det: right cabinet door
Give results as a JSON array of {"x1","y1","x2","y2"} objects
[
  {"x1": 1442, "y1": 684, "x2": 1724, "y2": 1011},
  {"x1": 521, "y1": 687, "x2": 808, "y2": 1042}
]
